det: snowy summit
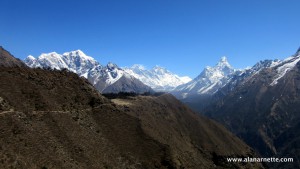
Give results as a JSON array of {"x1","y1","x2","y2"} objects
[
  {"x1": 172, "y1": 56, "x2": 235, "y2": 99},
  {"x1": 124, "y1": 65, "x2": 191, "y2": 91}
]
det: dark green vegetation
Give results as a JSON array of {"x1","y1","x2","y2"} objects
[{"x1": 0, "y1": 47, "x2": 263, "y2": 168}]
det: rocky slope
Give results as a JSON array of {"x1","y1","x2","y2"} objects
[
  {"x1": 0, "y1": 46, "x2": 27, "y2": 67},
  {"x1": 112, "y1": 94, "x2": 265, "y2": 168}
]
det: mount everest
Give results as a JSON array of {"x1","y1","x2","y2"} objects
[{"x1": 123, "y1": 65, "x2": 191, "y2": 91}]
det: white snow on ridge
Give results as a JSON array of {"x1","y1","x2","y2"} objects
[
  {"x1": 198, "y1": 82, "x2": 218, "y2": 94},
  {"x1": 270, "y1": 55, "x2": 300, "y2": 86},
  {"x1": 269, "y1": 60, "x2": 281, "y2": 68},
  {"x1": 105, "y1": 63, "x2": 125, "y2": 85},
  {"x1": 38, "y1": 52, "x2": 69, "y2": 70},
  {"x1": 62, "y1": 50, "x2": 96, "y2": 62},
  {"x1": 123, "y1": 65, "x2": 191, "y2": 91},
  {"x1": 179, "y1": 76, "x2": 192, "y2": 83}
]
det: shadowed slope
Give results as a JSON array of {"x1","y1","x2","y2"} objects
[{"x1": 112, "y1": 94, "x2": 263, "y2": 169}]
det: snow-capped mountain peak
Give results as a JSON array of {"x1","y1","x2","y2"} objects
[
  {"x1": 25, "y1": 50, "x2": 99, "y2": 74},
  {"x1": 270, "y1": 54, "x2": 300, "y2": 86},
  {"x1": 104, "y1": 62, "x2": 125, "y2": 84},
  {"x1": 26, "y1": 55, "x2": 35, "y2": 60},
  {"x1": 215, "y1": 56, "x2": 234, "y2": 75},
  {"x1": 152, "y1": 65, "x2": 171, "y2": 75},
  {"x1": 24, "y1": 55, "x2": 36, "y2": 65},
  {"x1": 172, "y1": 56, "x2": 235, "y2": 99},
  {"x1": 216, "y1": 56, "x2": 232, "y2": 68},
  {"x1": 131, "y1": 64, "x2": 146, "y2": 70},
  {"x1": 62, "y1": 49, "x2": 95, "y2": 62},
  {"x1": 195, "y1": 56, "x2": 234, "y2": 82},
  {"x1": 123, "y1": 65, "x2": 191, "y2": 91},
  {"x1": 220, "y1": 56, "x2": 227, "y2": 62}
]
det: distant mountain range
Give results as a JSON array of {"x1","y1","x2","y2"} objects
[
  {"x1": 25, "y1": 50, "x2": 153, "y2": 94},
  {"x1": 123, "y1": 64, "x2": 191, "y2": 91},
  {"x1": 24, "y1": 50, "x2": 194, "y2": 94}
]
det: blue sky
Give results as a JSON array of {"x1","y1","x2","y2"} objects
[{"x1": 1, "y1": 0, "x2": 300, "y2": 78}]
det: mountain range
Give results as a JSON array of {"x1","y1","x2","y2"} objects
[
  {"x1": 25, "y1": 50, "x2": 153, "y2": 94},
  {"x1": 0, "y1": 46, "x2": 263, "y2": 169},
  {"x1": 169, "y1": 55, "x2": 285, "y2": 113}
]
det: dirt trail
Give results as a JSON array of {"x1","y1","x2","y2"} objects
[
  {"x1": 0, "y1": 109, "x2": 14, "y2": 115},
  {"x1": 0, "y1": 103, "x2": 112, "y2": 115}
]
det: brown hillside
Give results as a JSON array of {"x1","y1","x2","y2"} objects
[
  {"x1": 0, "y1": 46, "x2": 27, "y2": 67},
  {"x1": 112, "y1": 94, "x2": 263, "y2": 169}
]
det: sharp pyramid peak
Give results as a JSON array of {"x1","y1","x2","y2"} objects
[
  {"x1": 218, "y1": 56, "x2": 229, "y2": 64},
  {"x1": 216, "y1": 56, "x2": 232, "y2": 68},
  {"x1": 220, "y1": 56, "x2": 228, "y2": 62}
]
